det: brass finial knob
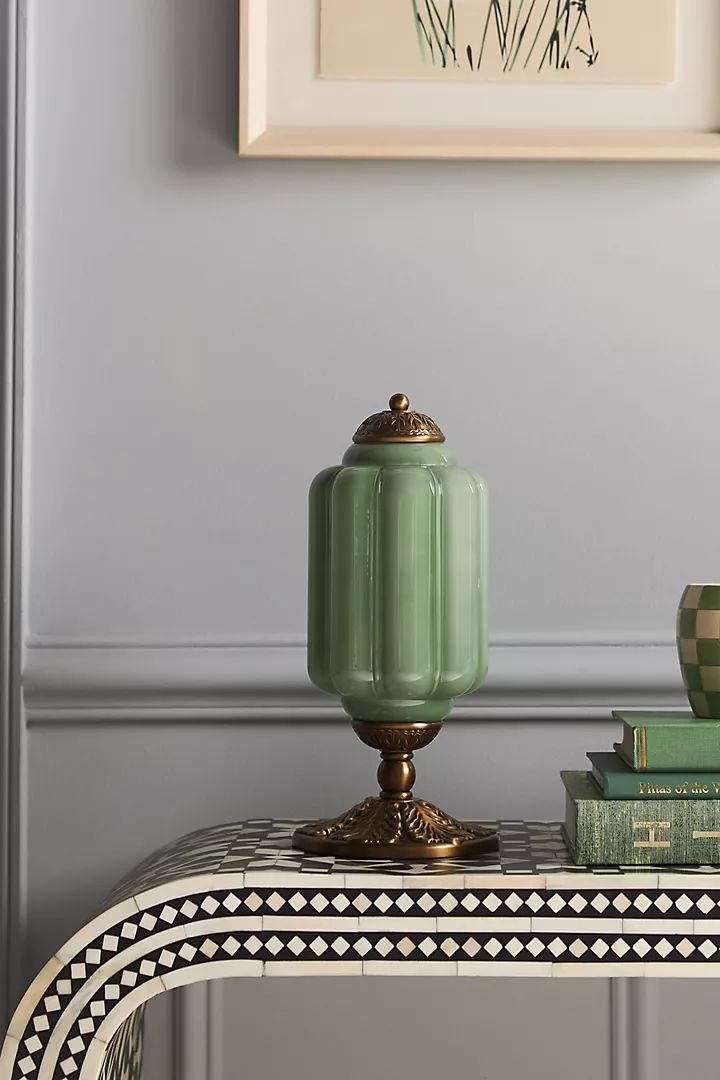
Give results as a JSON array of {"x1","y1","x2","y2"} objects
[{"x1": 352, "y1": 394, "x2": 445, "y2": 444}]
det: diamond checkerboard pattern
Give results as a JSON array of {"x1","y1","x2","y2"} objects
[
  {"x1": 6, "y1": 819, "x2": 720, "y2": 1080},
  {"x1": 677, "y1": 584, "x2": 720, "y2": 717},
  {"x1": 108, "y1": 819, "x2": 572, "y2": 905}
]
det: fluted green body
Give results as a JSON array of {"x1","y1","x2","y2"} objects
[{"x1": 308, "y1": 442, "x2": 488, "y2": 723}]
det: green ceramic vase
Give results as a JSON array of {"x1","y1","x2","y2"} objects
[{"x1": 307, "y1": 395, "x2": 488, "y2": 725}]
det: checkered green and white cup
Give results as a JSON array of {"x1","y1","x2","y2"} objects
[{"x1": 677, "y1": 584, "x2": 720, "y2": 718}]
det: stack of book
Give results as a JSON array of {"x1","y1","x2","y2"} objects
[{"x1": 562, "y1": 711, "x2": 720, "y2": 865}]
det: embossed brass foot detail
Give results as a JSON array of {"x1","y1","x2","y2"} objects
[
  {"x1": 292, "y1": 795, "x2": 497, "y2": 860},
  {"x1": 292, "y1": 720, "x2": 498, "y2": 860}
]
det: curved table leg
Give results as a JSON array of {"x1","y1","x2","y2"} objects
[
  {"x1": 0, "y1": 879, "x2": 262, "y2": 1080},
  {"x1": 97, "y1": 1008, "x2": 144, "y2": 1080}
]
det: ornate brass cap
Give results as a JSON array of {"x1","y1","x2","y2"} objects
[{"x1": 352, "y1": 394, "x2": 445, "y2": 444}]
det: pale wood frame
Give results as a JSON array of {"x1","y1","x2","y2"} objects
[{"x1": 239, "y1": 0, "x2": 720, "y2": 162}]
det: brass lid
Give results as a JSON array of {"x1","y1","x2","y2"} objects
[{"x1": 352, "y1": 394, "x2": 445, "y2": 444}]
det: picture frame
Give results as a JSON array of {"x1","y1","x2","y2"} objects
[{"x1": 238, "y1": 0, "x2": 720, "y2": 162}]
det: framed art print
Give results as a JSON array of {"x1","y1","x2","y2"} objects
[
  {"x1": 319, "y1": 0, "x2": 674, "y2": 85},
  {"x1": 239, "y1": 0, "x2": 720, "y2": 160}
]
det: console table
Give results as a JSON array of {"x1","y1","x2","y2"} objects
[{"x1": 3, "y1": 818, "x2": 720, "y2": 1080}]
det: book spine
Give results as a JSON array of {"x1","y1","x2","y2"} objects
[
  {"x1": 571, "y1": 794, "x2": 720, "y2": 865},
  {"x1": 625, "y1": 722, "x2": 720, "y2": 771},
  {"x1": 592, "y1": 763, "x2": 720, "y2": 799}
]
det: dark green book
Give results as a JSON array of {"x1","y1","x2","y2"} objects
[
  {"x1": 613, "y1": 710, "x2": 720, "y2": 772},
  {"x1": 562, "y1": 770, "x2": 720, "y2": 865},
  {"x1": 588, "y1": 751, "x2": 720, "y2": 799}
]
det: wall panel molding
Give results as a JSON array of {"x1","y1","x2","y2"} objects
[
  {"x1": 1, "y1": 0, "x2": 26, "y2": 1031},
  {"x1": 611, "y1": 981, "x2": 657, "y2": 1080},
  {"x1": 23, "y1": 639, "x2": 684, "y2": 724},
  {"x1": 175, "y1": 983, "x2": 224, "y2": 1080},
  {"x1": 610, "y1": 981, "x2": 630, "y2": 1080}
]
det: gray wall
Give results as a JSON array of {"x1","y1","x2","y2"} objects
[{"x1": 14, "y1": 0, "x2": 720, "y2": 1076}]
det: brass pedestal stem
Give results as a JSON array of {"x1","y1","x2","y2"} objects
[{"x1": 292, "y1": 720, "x2": 498, "y2": 860}]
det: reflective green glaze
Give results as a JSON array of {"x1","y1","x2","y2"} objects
[{"x1": 308, "y1": 442, "x2": 488, "y2": 724}]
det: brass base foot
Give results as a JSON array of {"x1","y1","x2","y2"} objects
[
  {"x1": 293, "y1": 796, "x2": 497, "y2": 860},
  {"x1": 292, "y1": 718, "x2": 498, "y2": 860}
]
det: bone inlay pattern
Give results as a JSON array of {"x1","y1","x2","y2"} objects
[{"x1": 5, "y1": 820, "x2": 720, "y2": 1080}]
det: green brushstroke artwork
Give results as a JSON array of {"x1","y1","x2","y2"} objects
[
  {"x1": 412, "y1": 0, "x2": 598, "y2": 73},
  {"x1": 319, "y1": 0, "x2": 676, "y2": 87}
]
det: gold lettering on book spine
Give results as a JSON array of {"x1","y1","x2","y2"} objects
[{"x1": 633, "y1": 821, "x2": 671, "y2": 849}]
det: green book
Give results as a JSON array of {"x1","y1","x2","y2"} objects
[
  {"x1": 613, "y1": 710, "x2": 720, "y2": 772},
  {"x1": 563, "y1": 770, "x2": 720, "y2": 865},
  {"x1": 588, "y1": 751, "x2": 720, "y2": 799}
]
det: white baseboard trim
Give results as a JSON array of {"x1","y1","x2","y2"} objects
[{"x1": 23, "y1": 641, "x2": 685, "y2": 723}]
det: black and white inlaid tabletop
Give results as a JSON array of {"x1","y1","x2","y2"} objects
[{"x1": 4, "y1": 818, "x2": 720, "y2": 1080}]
